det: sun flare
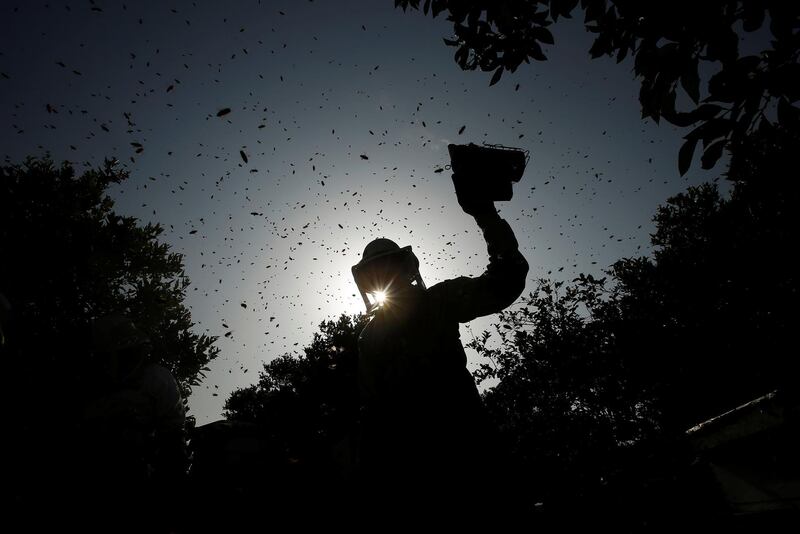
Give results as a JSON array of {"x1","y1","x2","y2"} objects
[{"x1": 373, "y1": 290, "x2": 388, "y2": 306}]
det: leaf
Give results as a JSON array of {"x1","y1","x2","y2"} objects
[
  {"x1": 685, "y1": 118, "x2": 733, "y2": 146},
  {"x1": 589, "y1": 33, "x2": 612, "y2": 59},
  {"x1": 769, "y1": 7, "x2": 792, "y2": 40},
  {"x1": 700, "y1": 139, "x2": 726, "y2": 170},
  {"x1": 694, "y1": 104, "x2": 724, "y2": 120},
  {"x1": 454, "y1": 46, "x2": 468, "y2": 69},
  {"x1": 777, "y1": 97, "x2": 800, "y2": 127},
  {"x1": 707, "y1": 26, "x2": 738, "y2": 63},
  {"x1": 665, "y1": 111, "x2": 698, "y2": 128},
  {"x1": 774, "y1": 63, "x2": 800, "y2": 102},
  {"x1": 551, "y1": 0, "x2": 577, "y2": 21},
  {"x1": 616, "y1": 45, "x2": 629, "y2": 64},
  {"x1": 742, "y1": 3, "x2": 766, "y2": 32},
  {"x1": 706, "y1": 70, "x2": 737, "y2": 103},
  {"x1": 489, "y1": 66, "x2": 503, "y2": 86},
  {"x1": 639, "y1": 82, "x2": 661, "y2": 123},
  {"x1": 533, "y1": 26, "x2": 554, "y2": 45},
  {"x1": 666, "y1": 103, "x2": 723, "y2": 128},
  {"x1": 678, "y1": 137, "x2": 698, "y2": 176},
  {"x1": 583, "y1": 0, "x2": 606, "y2": 23},
  {"x1": 528, "y1": 41, "x2": 547, "y2": 62},
  {"x1": 680, "y1": 59, "x2": 700, "y2": 104}
]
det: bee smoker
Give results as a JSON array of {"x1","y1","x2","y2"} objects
[{"x1": 447, "y1": 142, "x2": 529, "y2": 203}]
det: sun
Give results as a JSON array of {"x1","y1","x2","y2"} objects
[{"x1": 373, "y1": 290, "x2": 388, "y2": 306}]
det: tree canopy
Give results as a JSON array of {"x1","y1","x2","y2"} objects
[
  {"x1": 0, "y1": 157, "x2": 218, "y2": 406},
  {"x1": 468, "y1": 123, "x2": 798, "y2": 522},
  {"x1": 395, "y1": 0, "x2": 800, "y2": 175},
  {"x1": 224, "y1": 313, "x2": 366, "y2": 473}
]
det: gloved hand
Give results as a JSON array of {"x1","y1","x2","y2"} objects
[{"x1": 452, "y1": 173, "x2": 497, "y2": 217}]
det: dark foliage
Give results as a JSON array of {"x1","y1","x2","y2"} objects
[
  {"x1": 468, "y1": 123, "x2": 798, "y2": 525},
  {"x1": 1, "y1": 157, "x2": 218, "y2": 418},
  {"x1": 224, "y1": 313, "x2": 367, "y2": 480},
  {"x1": 396, "y1": 0, "x2": 800, "y2": 175},
  {"x1": 2, "y1": 157, "x2": 219, "y2": 529}
]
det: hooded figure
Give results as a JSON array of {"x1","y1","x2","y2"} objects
[{"x1": 352, "y1": 150, "x2": 529, "y2": 516}]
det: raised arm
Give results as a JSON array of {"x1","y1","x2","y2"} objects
[{"x1": 430, "y1": 202, "x2": 528, "y2": 324}]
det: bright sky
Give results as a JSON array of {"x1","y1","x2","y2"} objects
[{"x1": 1, "y1": 0, "x2": 720, "y2": 424}]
